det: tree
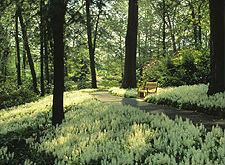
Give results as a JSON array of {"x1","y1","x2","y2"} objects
[
  {"x1": 40, "y1": 0, "x2": 45, "y2": 96},
  {"x1": 121, "y1": 0, "x2": 138, "y2": 88},
  {"x1": 162, "y1": 0, "x2": 166, "y2": 57},
  {"x1": 85, "y1": 0, "x2": 102, "y2": 88},
  {"x1": 50, "y1": 0, "x2": 66, "y2": 126},
  {"x1": 207, "y1": 0, "x2": 225, "y2": 95},
  {"x1": 15, "y1": 7, "x2": 22, "y2": 86},
  {"x1": 17, "y1": 4, "x2": 39, "y2": 94}
]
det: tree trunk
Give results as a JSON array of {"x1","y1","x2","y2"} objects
[
  {"x1": 190, "y1": 3, "x2": 198, "y2": 47},
  {"x1": 48, "y1": 20, "x2": 54, "y2": 83},
  {"x1": 15, "y1": 9, "x2": 22, "y2": 86},
  {"x1": 208, "y1": 0, "x2": 225, "y2": 95},
  {"x1": 40, "y1": 0, "x2": 45, "y2": 96},
  {"x1": 22, "y1": 49, "x2": 26, "y2": 78},
  {"x1": 121, "y1": 0, "x2": 138, "y2": 88},
  {"x1": 18, "y1": 6, "x2": 39, "y2": 94},
  {"x1": 198, "y1": 3, "x2": 202, "y2": 48},
  {"x1": 50, "y1": 0, "x2": 65, "y2": 126},
  {"x1": 85, "y1": 0, "x2": 97, "y2": 88},
  {"x1": 44, "y1": 29, "x2": 50, "y2": 86},
  {"x1": 162, "y1": 0, "x2": 166, "y2": 57},
  {"x1": 167, "y1": 12, "x2": 176, "y2": 54}
]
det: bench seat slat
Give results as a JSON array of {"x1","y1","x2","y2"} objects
[{"x1": 138, "y1": 81, "x2": 158, "y2": 98}]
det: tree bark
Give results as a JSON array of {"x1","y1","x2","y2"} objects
[
  {"x1": 162, "y1": 0, "x2": 166, "y2": 57},
  {"x1": 44, "y1": 28, "x2": 50, "y2": 86},
  {"x1": 50, "y1": 0, "x2": 65, "y2": 126},
  {"x1": 197, "y1": 2, "x2": 203, "y2": 48},
  {"x1": 15, "y1": 9, "x2": 22, "y2": 86},
  {"x1": 40, "y1": 0, "x2": 45, "y2": 96},
  {"x1": 85, "y1": 0, "x2": 97, "y2": 88},
  {"x1": 208, "y1": 0, "x2": 225, "y2": 95},
  {"x1": 18, "y1": 6, "x2": 39, "y2": 94},
  {"x1": 167, "y1": 12, "x2": 176, "y2": 54},
  {"x1": 86, "y1": 0, "x2": 97, "y2": 88},
  {"x1": 190, "y1": 3, "x2": 198, "y2": 47},
  {"x1": 121, "y1": 0, "x2": 138, "y2": 88}
]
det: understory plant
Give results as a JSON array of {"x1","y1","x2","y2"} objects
[
  {"x1": 144, "y1": 84, "x2": 225, "y2": 117},
  {"x1": 0, "y1": 91, "x2": 224, "y2": 165},
  {"x1": 108, "y1": 87, "x2": 137, "y2": 98},
  {"x1": 0, "y1": 78, "x2": 38, "y2": 110}
]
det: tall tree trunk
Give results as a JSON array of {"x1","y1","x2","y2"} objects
[
  {"x1": 48, "y1": 21, "x2": 54, "y2": 82},
  {"x1": 44, "y1": 29, "x2": 50, "y2": 86},
  {"x1": 18, "y1": 6, "x2": 39, "y2": 94},
  {"x1": 40, "y1": 0, "x2": 45, "y2": 96},
  {"x1": 85, "y1": 0, "x2": 97, "y2": 88},
  {"x1": 190, "y1": 3, "x2": 198, "y2": 47},
  {"x1": 22, "y1": 49, "x2": 26, "y2": 78},
  {"x1": 162, "y1": 0, "x2": 166, "y2": 57},
  {"x1": 119, "y1": 34, "x2": 124, "y2": 78},
  {"x1": 167, "y1": 13, "x2": 176, "y2": 54},
  {"x1": 138, "y1": 32, "x2": 141, "y2": 65},
  {"x1": 15, "y1": 9, "x2": 22, "y2": 86},
  {"x1": 208, "y1": 0, "x2": 225, "y2": 95},
  {"x1": 197, "y1": 2, "x2": 202, "y2": 48},
  {"x1": 50, "y1": 0, "x2": 65, "y2": 126},
  {"x1": 121, "y1": 0, "x2": 138, "y2": 88}
]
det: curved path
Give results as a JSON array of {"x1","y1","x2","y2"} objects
[{"x1": 90, "y1": 90, "x2": 225, "y2": 131}]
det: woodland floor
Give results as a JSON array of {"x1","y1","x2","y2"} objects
[{"x1": 90, "y1": 90, "x2": 225, "y2": 131}]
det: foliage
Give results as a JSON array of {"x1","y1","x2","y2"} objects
[
  {"x1": 79, "y1": 88, "x2": 100, "y2": 93},
  {"x1": 144, "y1": 84, "x2": 225, "y2": 117},
  {"x1": 100, "y1": 75, "x2": 122, "y2": 87},
  {"x1": 0, "y1": 78, "x2": 38, "y2": 110},
  {"x1": 0, "y1": 91, "x2": 224, "y2": 165},
  {"x1": 64, "y1": 80, "x2": 76, "y2": 91},
  {"x1": 141, "y1": 47, "x2": 210, "y2": 87},
  {"x1": 77, "y1": 80, "x2": 92, "y2": 90},
  {"x1": 0, "y1": 91, "x2": 93, "y2": 164},
  {"x1": 108, "y1": 87, "x2": 137, "y2": 98}
]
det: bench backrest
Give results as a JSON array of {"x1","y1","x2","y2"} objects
[{"x1": 145, "y1": 82, "x2": 158, "y2": 92}]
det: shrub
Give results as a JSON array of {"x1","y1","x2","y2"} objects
[
  {"x1": 0, "y1": 79, "x2": 38, "y2": 110},
  {"x1": 141, "y1": 47, "x2": 210, "y2": 87},
  {"x1": 77, "y1": 80, "x2": 91, "y2": 89},
  {"x1": 101, "y1": 79, "x2": 121, "y2": 87},
  {"x1": 64, "y1": 80, "x2": 76, "y2": 91}
]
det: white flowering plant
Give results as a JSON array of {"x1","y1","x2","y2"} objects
[
  {"x1": 79, "y1": 88, "x2": 100, "y2": 93},
  {"x1": 108, "y1": 87, "x2": 137, "y2": 98},
  {"x1": 144, "y1": 84, "x2": 225, "y2": 117},
  {"x1": 0, "y1": 91, "x2": 224, "y2": 165}
]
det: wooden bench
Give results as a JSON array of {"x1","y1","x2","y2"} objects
[{"x1": 138, "y1": 82, "x2": 158, "y2": 98}]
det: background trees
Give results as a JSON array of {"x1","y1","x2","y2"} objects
[{"x1": 0, "y1": 0, "x2": 224, "y2": 111}]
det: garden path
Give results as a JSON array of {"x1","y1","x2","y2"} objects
[{"x1": 90, "y1": 90, "x2": 225, "y2": 131}]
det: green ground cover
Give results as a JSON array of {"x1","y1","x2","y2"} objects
[
  {"x1": 108, "y1": 87, "x2": 137, "y2": 98},
  {"x1": 0, "y1": 91, "x2": 224, "y2": 165},
  {"x1": 108, "y1": 84, "x2": 225, "y2": 117},
  {"x1": 144, "y1": 84, "x2": 225, "y2": 117}
]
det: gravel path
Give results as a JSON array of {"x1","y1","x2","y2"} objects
[{"x1": 90, "y1": 90, "x2": 225, "y2": 131}]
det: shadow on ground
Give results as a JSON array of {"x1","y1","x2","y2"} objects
[{"x1": 90, "y1": 90, "x2": 225, "y2": 131}]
